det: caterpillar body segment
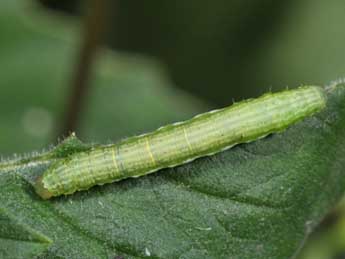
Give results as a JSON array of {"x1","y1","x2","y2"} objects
[{"x1": 35, "y1": 85, "x2": 327, "y2": 199}]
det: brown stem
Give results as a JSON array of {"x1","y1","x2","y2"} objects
[{"x1": 59, "y1": 0, "x2": 108, "y2": 137}]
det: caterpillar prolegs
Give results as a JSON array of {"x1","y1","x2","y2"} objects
[{"x1": 35, "y1": 85, "x2": 328, "y2": 199}]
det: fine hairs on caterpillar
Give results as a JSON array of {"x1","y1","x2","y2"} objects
[{"x1": 35, "y1": 85, "x2": 329, "y2": 199}]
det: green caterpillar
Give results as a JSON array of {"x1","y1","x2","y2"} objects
[{"x1": 35, "y1": 85, "x2": 327, "y2": 199}]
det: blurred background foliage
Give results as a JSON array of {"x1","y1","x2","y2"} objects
[
  {"x1": 1, "y1": 0, "x2": 345, "y2": 258},
  {"x1": 41, "y1": 0, "x2": 345, "y2": 105}
]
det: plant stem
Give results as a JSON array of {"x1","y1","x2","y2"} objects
[{"x1": 59, "y1": 0, "x2": 108, "y2": 137}]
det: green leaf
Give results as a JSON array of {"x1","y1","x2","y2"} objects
[
  {"x1": 1, "y1": 84, "x2": 345, "y2": 258},
  {"x1": 0, "y1": 1, "x2": 205, "y2": 258},
  {"x1": 0, "y1": 208, "x2": 52, "y2": 259},
  {"x1": 2, "y1": 1, "x2": 345, "y2": 259}
]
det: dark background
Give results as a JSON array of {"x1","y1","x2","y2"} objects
[{"x1": 39, "y1": 0, "x2": 345, "y2": 105}]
